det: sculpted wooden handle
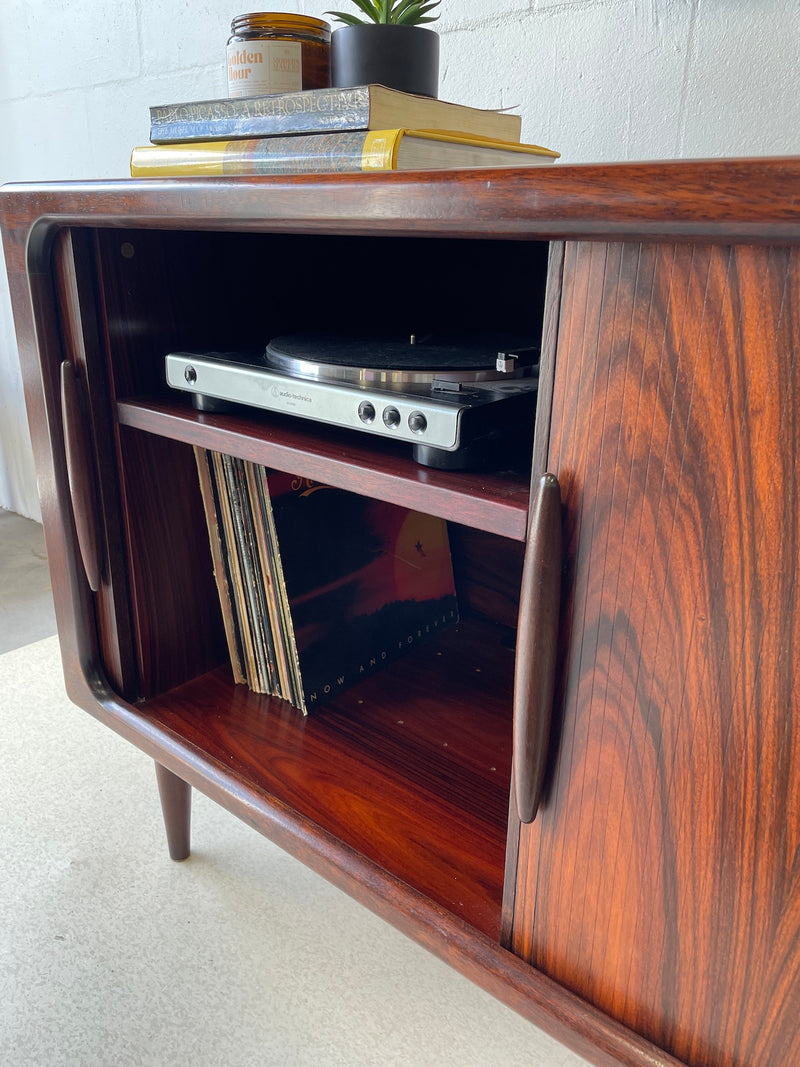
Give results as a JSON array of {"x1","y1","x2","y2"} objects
[
  {"x1": 513, "y1": 472, "x2": 562, "y2": 823},
  {"x1": 60, "y1": 360, "x2": 103, "y2": 592}
]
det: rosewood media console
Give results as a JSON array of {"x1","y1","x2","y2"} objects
[{"x1": 3, "y1": 160, "x2": 800, "y2": 1067}]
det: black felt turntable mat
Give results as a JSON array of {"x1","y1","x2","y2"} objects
[{"x1": 266, "y1": 333, "x2": 529, "y2": 371}]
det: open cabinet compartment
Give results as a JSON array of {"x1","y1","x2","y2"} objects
[{"x1": 73, "y1": 223, "x2": 551, "y2": 942}]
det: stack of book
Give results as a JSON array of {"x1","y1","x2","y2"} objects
[
  {"x1": 130, "y1": 83, "x2": 559, "y2": 176},
  {"x1": 194, "y1": 447, "x2": 459, "y2": 712}
]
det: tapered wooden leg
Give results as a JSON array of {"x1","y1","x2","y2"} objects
[{"x1": 155, "y1": 762, "x2": 192, "y2": 861}]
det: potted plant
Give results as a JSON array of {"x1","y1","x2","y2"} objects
[{"x1": 327, "y1": 0, "x2": 441, "y2": 98}]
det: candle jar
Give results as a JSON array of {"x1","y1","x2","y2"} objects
[{"x1": 227, "y1": 13, "x2": 330, "y2": 98}]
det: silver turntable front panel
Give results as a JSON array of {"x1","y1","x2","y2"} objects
[{"x1": 166, "y1": 351, "x2": 473, "y2": 450}]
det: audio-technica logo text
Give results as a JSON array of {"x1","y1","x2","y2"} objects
[{"x1": 272, "y1": 384, "x2": 312, "y2": 404}]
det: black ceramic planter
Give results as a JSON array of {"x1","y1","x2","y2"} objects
[{"x1": 331, "y1": 24, "x2": 439, "y2": 98}]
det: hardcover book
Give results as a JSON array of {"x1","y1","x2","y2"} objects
[
  {"x1": 131, "y1": 129, "x2": 559, "y2": 177},
  {"x1": 195, "y1": 448, "x2": 459, "y2": 713},
  {"x1": 149, "y1": 83, "x2": 523, "y2": 144}
]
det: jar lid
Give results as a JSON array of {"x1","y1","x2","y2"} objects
[{"x1": 230, "y1": 13, "x2": 331, "y2": 39}]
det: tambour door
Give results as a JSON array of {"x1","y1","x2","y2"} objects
[{"x1": 507, "y1": 240, "x2": 800, "y2": 1067}]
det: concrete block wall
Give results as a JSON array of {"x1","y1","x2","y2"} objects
[{"x1": 1, "y1": 0, "x2": 798, "y2": 517}]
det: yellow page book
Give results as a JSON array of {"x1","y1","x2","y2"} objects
[{"x1": 131, "y1": 129, "x2": 559, "y2": 176}]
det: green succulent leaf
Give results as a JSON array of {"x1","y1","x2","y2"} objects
[
  {"x1": 351, "y1": 0, "x2": 382, "y2": 21},
  {"x1": 390, "y1": 0, "x2": 415, "y2": 15},
  {"x1": 326, "y1": 0, "x2": 380, "y2": 23},
  {"x1": 327, "y1": 0, "x2": 440, "y2": 25},
  {"x1": 391, "y1": 0, "x2": 440, "y2": 23},
  {"x1": 325, "y1": 11, "x2": 368, "y2": 25},
  {"x1": 364, "y1": 0, "x2": 386, "y2": 19}
]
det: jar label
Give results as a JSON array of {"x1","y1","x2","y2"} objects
[{"x1": 227, "y1": 41, "x2": 302, "y2": 98}]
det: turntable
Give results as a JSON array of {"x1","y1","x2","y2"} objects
[{"x1": 165, "y1": 332, "x2": 539, "y2": 470}]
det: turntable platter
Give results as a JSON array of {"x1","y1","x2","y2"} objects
[{"x1": 265, "y1": 332, "x2": 537, "y2": 386}]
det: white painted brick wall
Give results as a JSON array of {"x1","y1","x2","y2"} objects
[{"x1": 1, "y1": 0, "x2": 799, "y2": 515}]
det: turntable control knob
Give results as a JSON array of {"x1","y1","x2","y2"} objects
[
  {"x1": 382, "y1": 406, "x2": 401, "y2": 429},
  {"x1": 358, "y1": 400, "x2": 376, "y2": 424},
  {"x1": 408, "y1": 411, "x2": 428, "y2": 435}
]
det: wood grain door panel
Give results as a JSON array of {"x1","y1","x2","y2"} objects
[{"x1": 509, "y1": 240, "x2": 800, "y2": 1067}]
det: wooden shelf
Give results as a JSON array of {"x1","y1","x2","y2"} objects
[
  {"x1": 117, "y1": 397, "x2": 533, "y2": 541},
  {"x1": 137, "y1": 613, "x2": 514, "y2": 941}
]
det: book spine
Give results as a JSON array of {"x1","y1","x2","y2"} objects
[
  {"x1": 130, "y1": 131, "x2": 400, "y2": 177},
  {"x1": 149, "y1": 86, "x2": 371, "y2": 143}
]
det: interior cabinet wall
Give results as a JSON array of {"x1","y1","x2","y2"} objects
[{"x1": 510, "y1": 240, "x2": 800, "y2": 1067}]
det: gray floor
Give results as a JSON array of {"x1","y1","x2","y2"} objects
[
  {"x1": 0, "y1": 508, "x2": 589, "y2": 1066},
  {"x1": 0, "y1": 509, "x2": 58, "y2": 653}
]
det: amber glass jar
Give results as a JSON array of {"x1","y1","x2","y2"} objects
[{"x1": 227, "y1": 13, "x2": 330, "y2": 98}]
